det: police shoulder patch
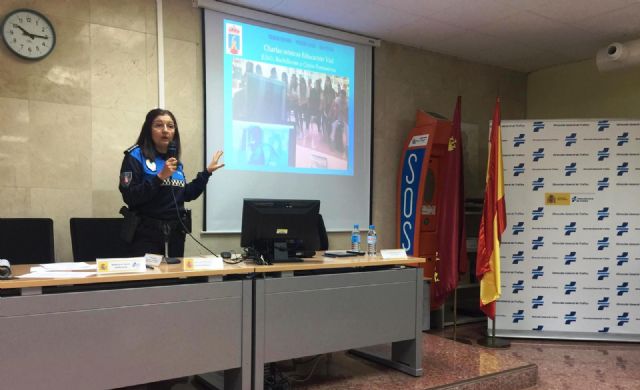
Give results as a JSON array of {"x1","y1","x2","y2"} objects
[
  {"x1": 124, "y1": 144, "x2": 138, "y2": 154},
  {"x1": 120, "y1": 171, "x2": 133, "y2": 187}
]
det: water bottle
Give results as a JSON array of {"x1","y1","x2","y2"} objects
[
  {"x1": 367, "y1": 225, "x2": 377, "y2": 256},
  {"x1": 351, "y1": 224, "x2": 361, "y2": 251}
]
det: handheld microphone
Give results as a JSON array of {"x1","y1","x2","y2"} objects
[{"x1": 167, "y1": 141, "x2": 178, "y2": 161}]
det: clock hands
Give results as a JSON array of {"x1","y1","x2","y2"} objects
[{"x1": 12, "y1": 23, "x2": 49, "y2": 40}]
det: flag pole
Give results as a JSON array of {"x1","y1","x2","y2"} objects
[
  {"x1": 478, "y1": 316, "x2": 510, "y2": 348},
  {"x1": 446, "y1": 287, "x2": 471, "y2": 344}
]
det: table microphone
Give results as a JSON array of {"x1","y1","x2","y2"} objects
[{"x1": 0, "y1": 259, "x2": 12, "y2": 279}]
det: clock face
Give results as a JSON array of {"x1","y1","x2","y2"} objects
[{"x1": 2, "y1": 9, "x2": 56, "y2": 60}]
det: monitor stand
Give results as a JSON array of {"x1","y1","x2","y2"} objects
[{"x1": 270, "y1": 239, "x2": 304, "y2": 263}]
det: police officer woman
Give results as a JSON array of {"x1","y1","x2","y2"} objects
[{"x1": 119, "y1": 108, "x2": 224, "y2": 258}]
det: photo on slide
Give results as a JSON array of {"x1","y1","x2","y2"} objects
[{"x1": 223, "y1": 19, "x2": 355, "y2": 175}]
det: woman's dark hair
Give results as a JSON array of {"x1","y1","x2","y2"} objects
[{"x1": 136, "y1": 108, "x2": 181, "y2": 160}]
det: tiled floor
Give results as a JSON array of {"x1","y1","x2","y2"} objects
[
  {"x1": 430, "y1": 322, "x2": 640, "y2": 390},
  {"x1": 149, "y1": 322, "x2": 640, "y2": 389}
]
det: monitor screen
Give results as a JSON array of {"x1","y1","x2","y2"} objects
[{"x1": 240, "y1": 198, "x2": 321, "y2": 261}]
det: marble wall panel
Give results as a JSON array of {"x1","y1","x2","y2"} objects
[
  {"x1": 28, "y1": 16, "x2": 91, "y2": 106},
  {"x1": 0, "y1": 188, "x2": 30, "y2": 216},
  {"x1": 0, "y1": 97, "x2": 30, "y2": 187},
  {"x1": 30, "y1": 187, "x2": 92, "y2": 260},
  {"x1": 30, "y1": 0, "x2": 90, "y2": 22},
  {"x1": 89, "y1": 0, "x2": 152, "y2": 33},
  {"x1": 25, "y1": 101, "x2": 91, "y2": 189},
  {"x1": 92, "y1": 107, "x2": 147, "y2": 191},
  {"x1": 163, "y1": 0, "x2": 201, "y2": 44},
  {"x1": 163, "y1": 38, "x2": 198, "y2": 119},
  {"x1": 90, "y1": 25, "x2": 148, "y2": 110}
]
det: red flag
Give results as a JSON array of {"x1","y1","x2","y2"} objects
[
  {"x1": 476, "y1": 97, "x2": 506, "y2": 320},
  {"x1": 432, "y1": 96, "x2": 468, "y2": 308}
]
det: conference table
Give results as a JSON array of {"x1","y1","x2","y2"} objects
[
  {"x1": 0, "y1": 254, "x2": 425, "y2": 390},
  {"x1": 0, "y1": 262, "x2": 254, "y2": 390},
  {"x1": 252, "y1": 255, "x2": 425, "y2": 389}
]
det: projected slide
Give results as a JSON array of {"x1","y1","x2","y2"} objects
[{"x1": 223, "y1": 19, "x2": 355, "y2": 175}]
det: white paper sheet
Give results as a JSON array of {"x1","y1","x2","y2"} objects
[
  {"x1": 17, "y1": 271, "x2": 96, "y2": 279},
  {"x1": 40, "y1": 262, "x2": 97, "y2": 271}
]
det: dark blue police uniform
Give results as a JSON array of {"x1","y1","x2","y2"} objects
[{"x1": 119, "y1": 145, "x2": 211, "y2": 257}]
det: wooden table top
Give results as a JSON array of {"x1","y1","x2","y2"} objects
[{"x1": 0, "y1": 254, "x2": 425, "y2": 289}]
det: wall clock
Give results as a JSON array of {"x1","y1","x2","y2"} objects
[{"x1": 2, "y1": 9, "x2": 56, "y2": 60}]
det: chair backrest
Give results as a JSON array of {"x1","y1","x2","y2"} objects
[
  {"x1": 317, "y1": 214, "x2": 329, "y2": 251},
  {"x1": 0, "y1": 218, "x2": 55, "y2": 264},
  {"x1": 70, "y1": 218, "x2": 132, "y2": 262}
]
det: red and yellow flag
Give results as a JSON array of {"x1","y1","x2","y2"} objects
[{"x1": 476, "y1": 97, "x2": 506, "y2": 320}]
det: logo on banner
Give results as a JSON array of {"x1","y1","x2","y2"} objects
[
  {"x1": 617, "y1": 132, "x2": 629, "y2": 146},
  {"x1": 513, "y1": 134, "x2": 525, "y2": 147},
  {"x1": 565, "y1": 162, "x2": 577, "y2": 176},
  {"x1": 564, "y1": 222, "x2": 577, "y2": 236},
  {"x1": 512, "y1": 251, "x2": 524, "y2": 264},
  {"x1": 532, "y1": 148, "x2": 545, "y2": 161},
  {"x1": 597, "y1": 207, "x2": 610, "y2": 220},
  {"x1": 565, "y1": 133, "x2": 577, "y2": 146},
  {"x1": 617, "y1": 162, "x2": 629, "y2": 176},
  {"x1": 532, "y1": 207, "x2": 544, "y2": 220},
  {"x1": 564, "y1": 311, "x2": 577, "y2": 325},
  {"x1": 533, "y1": 325, "x2": 544, "y2": 331},
  {"x1": 225, "y1": 23, "x2": 243, "y2": 55},
  {"x1": 597, "y1": 297, "x2": 610, "y2": 310},
  {"x1": 532, "y1": 266, "x2": 544, "y2": 279},
  {"x1": 512, "y1": 222, "x2": 525, "y2": 235},
  {"x1": 532, "y1": 296, "x2": 544, "y2": 308},
  {"x1": 532, "y1": 177, "x2": 545, "y2": 191},
  {"x1": 597, "y1": 237, "x2": 609, "y2": 250},
  {"x1": 597, "y1": 267, "x2": 610, "y2": 280},
  {"x1": 597, "y1": 120, "x2": 610, "y2": 131},
  {"x1": 616, "y1": 222, "x2": 629, "y2": 236},
  {"x1": 399, "y1": 149, "x2": 425, "y2": 254},
  {"x1": 617, "y1": 312, "x2": 630, "y2": 326},
  {"x1": 512, "y1": 310, "x2": 525, "y2": 323},
  {"x1": 512, "y1": 280, "x2": 525, "y2": 293},
  {"x1": 616, "y1": 282, "x2": 629, "y2": 296},
  {"x1": 616, "y1": 252, "x2": 629, "y2": 266},
  {"x1": 532, "y1": 236, "x2": 544, "y2": 250},
  {"x1": 545, "y1": 192, "x2": 570, "y2": 205},
  {"x1": 533, "y1": 121, "x2": 545, "y2": 132},
  {"x1": 598, "y1": 327, "x2": 610, "y2": 333},
  {"x1": 597, "y1": 177, "x2": 610, "y2": 191},
  {"x1": 564, "y1": 281, "x2": 577, "y2": 295},
  {"x1": 564, "y1": 251, "x2": 577, "y2": 265},
  {"x1": 513, "y1": 163, "x2": 525, "y2": 176},
  {"x1": 597, "y1": 147, "x2": 610, "y2": 161}
]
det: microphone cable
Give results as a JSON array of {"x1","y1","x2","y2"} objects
[{"x1": 169, "y1": 176, "x2": 243, "y2": 264}]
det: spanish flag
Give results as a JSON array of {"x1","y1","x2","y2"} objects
[{"x1": 476, "y1": 97, "x2": 506, "y2": 320}]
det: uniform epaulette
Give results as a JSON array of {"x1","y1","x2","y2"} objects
[{"x1": 124, "y1": 144, "x2": 138, "y2": 154}]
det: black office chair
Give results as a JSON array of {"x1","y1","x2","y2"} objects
[
  {"x1": 0, "y1": 218, "x2": 55, "y2": 264},
  {"x1": 70, "y1": 218, "x2": 132, "y2": 262},
  {"x1": 317, "y1": 214, "x2": 329, "y2": 250}
]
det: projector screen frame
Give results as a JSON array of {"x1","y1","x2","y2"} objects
[{"x1": 199, "y1": 2, "x2": 375, "y2": 234}]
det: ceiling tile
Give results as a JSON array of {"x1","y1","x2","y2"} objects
[
  {"x1": 372, "y1": 0, "x2": 461, "y2": 16},
  {"x1": 522, "y1": 0, "x2": 638, "y2": 23},
  {"x1": 578, "y1": 3, "x2": 640, "y2": 41},
  {"x1": 428, "y1": 0, "x2": 519, "y2": 29}
]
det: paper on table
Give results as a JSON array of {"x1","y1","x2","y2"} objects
[
  {"x1": 17, "y1": 271, "x2": 96, "y2": 279},
  {"x1": 40, "y1": 262, "x2": 97, "y2": 271}
]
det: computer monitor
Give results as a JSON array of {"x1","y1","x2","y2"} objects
[{"x1": 240, "y1": 198, "x2": 321, "y2": 262}]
